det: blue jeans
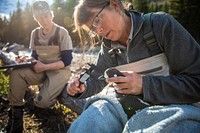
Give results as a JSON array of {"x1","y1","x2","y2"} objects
[
  {"x1": 67, "y1": 96, "x2": 200, "y2": 133},
  {"x1": 123, "y1": 104, "x2": 200, "y2": 133}
]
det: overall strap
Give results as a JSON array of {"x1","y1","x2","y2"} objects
[
  {"x1": 48, "y1": 26, "x2": 60, "y2": 45},
  {"x1": 34, "y1": 29, "x2": 42, "y2": 46},
  {"x1": 143, "y1": 13, "x2": 163, "y2": 56}
]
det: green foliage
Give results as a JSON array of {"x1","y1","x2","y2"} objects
[
  {"x1": 0, "y1": 1, "x2": 37, "y2": 47},
  {"x1": 133, "y1": 0, "x2": 149, "y2": 13},
  {"x1": 56, "y1": 103, "x2": 72, "y2": 114},
  {"x1": 0, "y1": 0, "x2": 79, "y2": 48},
  {"x1": 148, "y1": 2, "x2": 157, "y2": 12},
  {"x1": 0, "y1": 0, "x2": 199, "y2": 46},
  {"x1": 65, "y1": 0, "x2": 77, "y2": 16},
  {"x1": 0, "y1": 60, "x2": 9, "y2": 96},
  {"x1": 169, "y1": 0, "x2": 200, "y2": 42},
  {"x1": 162, "y1": 0, "x2": 169, "y2": 13},
  {"x1": 0, "y1": 72, "x2": 9, "y2": 96}
]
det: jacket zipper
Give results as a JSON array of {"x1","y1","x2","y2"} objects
[{"x1": 126, "y1": 13, "x2": 144, "y2": 63}]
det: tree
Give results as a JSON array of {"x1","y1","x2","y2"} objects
[
  {"x1": 148, "y1": 2, "x2": 156, "y2": 12},
  {"x1": 170, "y1": 0, "x2": 200, "y2": 43},
  {"x1": 51, "y1": 0, "x2": 66, "y2": 26},
  {"x1": 133, "y1": 0, "x2": 148, "y2": 13},
  {"x1": 162, "y1": 0, "x2": 169, "y2": 13},
  {"x1": 0, "y1": 16, "x2": 8, "y2": 42},
  {"x1": 65, "y1": 0, "x2": 77, "y2": 16},
  {"x1": 22, "y1": 2, "x2": 38, "y2": 47},
  {"x1": 3, "y1": 0, "x2": 26, "y2": 45},
  {"x1": 63, "y1": 0, "x2": 80, "y2": 46}
]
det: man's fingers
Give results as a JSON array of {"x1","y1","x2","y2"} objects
[
  {"x1": 116, "y1": 88, "x2": 129, "y2": 94},
  {"x1": 107, "y1": 76, "x2": 127, "y2": 83}
]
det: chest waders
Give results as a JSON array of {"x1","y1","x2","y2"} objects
[{"x1": 5, "y1": 27, "x2": 61, "y2": 133}]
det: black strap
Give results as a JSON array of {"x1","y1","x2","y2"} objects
[
  {"x1": 48, "y1": 26, "x2": 60, "y2": 45},
  {"x1": 34, "y1": 27, "x2": 60, "y2": 46},
  {"x1": 34, "y1": 29, "x2": 41, "y2": 46},
  {"x1": 143, "y1": 13, "x2": 163, "y2": 56}
]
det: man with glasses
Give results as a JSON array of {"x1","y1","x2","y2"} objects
[{"x1": 67, "y1": 0, "x2": 200, "y2": 133}]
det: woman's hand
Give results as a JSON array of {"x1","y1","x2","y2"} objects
[
  {"x1": 67, "y1": 77, "x2": 86, "y2": 96},
  {"x1": 106, "y1": 71, "x2": 143, "y2": 95}
]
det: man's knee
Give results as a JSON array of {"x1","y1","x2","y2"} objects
[
  {"x1": 10, "y1": 68, "x2": 29, "y2": 76},
  {"x1": 34, "y1": 94, "x2": 56, "y2": 108}
]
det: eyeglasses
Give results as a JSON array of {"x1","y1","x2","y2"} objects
[{"x1": 88, "y1": 3, "x2": 110, "y2": 38}]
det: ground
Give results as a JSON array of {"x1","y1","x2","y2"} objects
[
  {"x1": 0, "y1": 52, "x2": 97, "y2": 132},
  {"x1": 0, "y1": 95, "x2": 78, "y2": 132}
]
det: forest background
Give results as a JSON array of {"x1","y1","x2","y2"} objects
[{"x1": 0, "y1": 0, "x2": 200, "y2": 48}]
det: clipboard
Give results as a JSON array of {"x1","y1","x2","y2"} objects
[{"x1": 0, "y1": 62, "x2": 37, "y2": 69}]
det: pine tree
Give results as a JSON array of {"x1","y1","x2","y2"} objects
[
  {"x1": 170, "y1": 0, "x2": 200, "y2": 43},
  {"x1": 162, "y1": 0, "x2": 169, "y2": 13},
  {"x1": 51, "y1": 0, "x2": 66, "y2": 26},
  {"x1": 148, "y1": 2, "x2": 155, "y2": 12},
  {"x1": 22, "y1": 2, "x2": 38, "y2": 47},
  {"x1": 4, "y1": 0, "x2": 26, "y2": 45},
  {"x1": 133, "y1": 0, "x2": 148, "y2": 13}
]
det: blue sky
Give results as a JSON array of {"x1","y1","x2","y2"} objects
[{"x1": 0, "y1": 0, "x2": 53, "y2": 18}]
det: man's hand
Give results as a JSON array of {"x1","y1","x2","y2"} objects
[
  {"x1": 67, "y1": 77, "x2": 86, "y2": 96},
  {"x1": 16, "y1": 56, "x2": 34, "y2": 63},
  {"x1": 106, "y1": 71, "x2": 143, "y2": 95},
  {"x1": 32, "y1": 60, "x2": 47, "y2": 73}
]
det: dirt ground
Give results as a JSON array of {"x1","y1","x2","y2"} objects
[{"x1": 0, "y1": 95, "x2": 78, "y2": 133}]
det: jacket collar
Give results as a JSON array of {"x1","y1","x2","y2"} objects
[{"x1": 129, "y1": 11, "x2": 144, "y2": 39}]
